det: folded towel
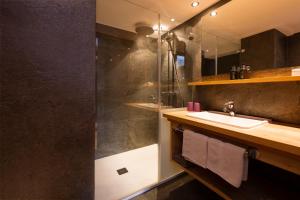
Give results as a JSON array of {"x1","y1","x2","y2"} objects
[
  {"x1": 182, "y1": 130, "x2": 208, "y2": 168},
  {"x1": 207, "y1": 138, "x2": 223, "y2": 176},
  {"x1": 207, "y1": 138, "x2": 248, "y2": 188}
]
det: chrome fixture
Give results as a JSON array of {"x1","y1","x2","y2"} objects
[
  {"x1": 224, "y1": 101, "x2": 235, "y2": 116},
  {"x1": 164, "y1": 32, "x2": 185, "y2": 107},
  {"x1": 135, "y1": 23, "x2": 154, "y2": 36},
  {"x1": 148, "y1": 95, "x2": 156, "y2": 103}
]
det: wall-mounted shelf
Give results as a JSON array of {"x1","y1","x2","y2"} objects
[{"x1": 188, "y1": 76, "x2": 300, "y2": 86}]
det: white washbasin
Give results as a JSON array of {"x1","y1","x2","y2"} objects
[{"x1": 186, "y1": 111, "x2": 268, "y2": 129}]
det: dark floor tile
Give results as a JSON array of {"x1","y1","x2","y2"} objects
[{"x1": 132, "y1": 174, "x2": 222, "y2": 200}]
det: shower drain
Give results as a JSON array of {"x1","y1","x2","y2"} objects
[{"x1": 117, "y1": 168, "x2": 128, "y2": 175}]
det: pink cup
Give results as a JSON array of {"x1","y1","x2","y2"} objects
[
  {"x1": 187, "y1": 102, "x2": 194, "y2": 111},
  {"x1": 194, "y1": 102, "x2": 201, "y2": 112}
]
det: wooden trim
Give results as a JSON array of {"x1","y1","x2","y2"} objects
[
  {"x1": 256, "y1": 148, "x2": 300, "y2": 175},
  {"x1": 188, "y1": 76, "x2": 300, "y2": 86},
  {"x1": 170, "y1": 123, "x2": 300, "y2": 199},
  {"x1": 183, "y1": 167, "x2": 232, "y2": 200},
  {"x1": 167, "y1": 118, "x2": 300, "y2": 175},
  {"x1": 164, "y1": 115, "x2": 300, "y2": 157}
]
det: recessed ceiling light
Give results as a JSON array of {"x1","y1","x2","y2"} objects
[
  {"x1": 146, "y1": 35, "x2": 150, "y2": 38},
  {"x1": 210, "y1": 10, "x2": 217, "y2": 17},
  {"x1": 170, "y1": 18, "x2": 175, "y2": 22},
  {"x1": 191, "y1": 1, "x2": 200, "y2": 8}
]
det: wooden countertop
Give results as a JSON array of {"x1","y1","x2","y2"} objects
[{"x1": 163, "y1": 111, "x2": 300, "y2": 157}]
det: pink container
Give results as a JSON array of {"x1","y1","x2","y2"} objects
[
  {"x1": 194, "y1": 102, "x2": 201, "y2": 112},
  {"x1": 187, "y1": 102, "x2": 194, "y2": 112}
]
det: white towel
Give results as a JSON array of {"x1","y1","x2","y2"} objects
[
  {"x1": 207, "y1": 138, "x2": 248, "y2": 188},
  {"x1": 182, "y1": 130, "x2": 208, "y2": 168}
]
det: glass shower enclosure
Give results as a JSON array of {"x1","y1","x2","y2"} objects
[{"x1": 95, "y1": 0, "x2": 191, "y2": 199}]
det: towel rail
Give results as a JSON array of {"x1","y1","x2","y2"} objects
[{"x1": 173, "y1": 127, "x2": 258, "y2": 159}]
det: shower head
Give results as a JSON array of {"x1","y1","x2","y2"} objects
[
  {"x1": 165, "y1": 32, "x2": 174, "y2": 42},
  {"x1": 135, "y1": 23, "x2": 154, "y2": 36}
]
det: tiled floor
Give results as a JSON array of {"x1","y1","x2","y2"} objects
[
  {"x1": 95, "y1": 144, "x2": 159, "y2": 200},
  {"x1": 131, "y1": 174, "x2": 222, "y2": 200}
]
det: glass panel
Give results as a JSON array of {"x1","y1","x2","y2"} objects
[{"x1": 95, "y1": 0, "x2": 160, "y2": 199}]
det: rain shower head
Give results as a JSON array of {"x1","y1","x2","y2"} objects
[{"x1": 135, "y1": 23, "x2": 154, "y2": 36}]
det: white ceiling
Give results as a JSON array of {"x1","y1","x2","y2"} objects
[
  {"x1": 201, "y1": 0, "x2": 300, "y2": 57},
  {"x1": 96, "y1": 0, "x2": 300, "y2": 57},
  {"x1": 96, "y1": 0, "x2": 220, "y2": 33},
  {"x1": 202, "y1": 0, "x2": 300, "y2": 41}
]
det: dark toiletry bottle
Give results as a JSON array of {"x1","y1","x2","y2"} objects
[
  {"x1": 239, "y1": 66, "x2": 245, "y2": 79},
  {"x1": 236, "y1": 66, "x2": 241, "y2": 79},
  {"x1": 239, "y1": 65, "x2": 251, "y2": 79},
  {"x1": 244, "y1": 65, "x2": 251, "y2": 79},
  {"x1": 230, "y1": 66, "x2": 237, "y2": 80}
]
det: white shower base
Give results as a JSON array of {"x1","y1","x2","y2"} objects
[{"x1": 95, "y1": 144, "x2": 158, "y2": 200}]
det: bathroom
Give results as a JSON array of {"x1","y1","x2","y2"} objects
[{"x1": 1, "y1": 0, "x2": 300, "y2": 200}]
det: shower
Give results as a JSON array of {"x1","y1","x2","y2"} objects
[
  {"x1": 135, "y1": 23, "x2": 154, "y2": 36},
  {"x1": 163, "y1": 32, "x2": 186, "y2": 108}
]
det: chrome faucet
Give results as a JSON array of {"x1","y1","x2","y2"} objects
[
  {"x1": 224, "y1": 101, "x2": 235, "y2": 116},
  {"x1": 148, "y1": 95, "x2": 156, "y2": 103}
]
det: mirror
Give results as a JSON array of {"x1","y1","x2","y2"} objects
[{"x1": 200, "y1": 0, "x2": 300, "y2": 77}]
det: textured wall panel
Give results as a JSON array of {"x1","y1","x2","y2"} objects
[{"x1": 0, "y1": 0, "x2": 95, "y2": 199}]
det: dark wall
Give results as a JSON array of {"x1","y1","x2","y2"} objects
[
  {"x1": 96, "y1": 33, "x2": 158, "y2": 158},
  {"x1": 202, "y1": 58, "x2": 215, "y2": 76},
  {"x1": 196, "y1": 82, "x2": 300, "y2": 125},
  {"x1": 0, "y1": 0, "x2": 95, "y2": 199},
  {"x1": 202, "y1": 53, "x2": 240, "y2": 76},
  {"x1": 241, "y1": 29, "x2": 286, "y2": 70},
  {"x1": 287, "y1": 32, "x2": 300, "y2": 66},
  {"x1": 202, "y1": 29, "x2": 300, "y2": 75},
  {"x1": 218, "y1": 53, "x2": 240, "y2": 74}
]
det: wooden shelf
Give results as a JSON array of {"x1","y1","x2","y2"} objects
[
  {"x1": 188, "y1": 76, "x2": 300, "y2": 86},
  {"x1": 174, "y1": 155, "x2": 299, "y2": 200},
  {"x1": 171, "y1": 128, "x2": 300, "y2": 200}
]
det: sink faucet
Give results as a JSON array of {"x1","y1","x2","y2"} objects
[
  {"x1": 148, "y1": 95, "x2": 156, "y2": 103},
  {"x1": 224, "y1": 101, "x2": 235, "y2": 116}
]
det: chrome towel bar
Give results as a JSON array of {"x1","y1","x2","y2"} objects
[{"x1": 173, "y1": 127, "x2": 258, "y2": 159}]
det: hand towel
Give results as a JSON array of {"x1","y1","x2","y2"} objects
[
  {"x1": 207, "y1": 138, "x2": 248, "y2": 188},
  {"x1": 207, "y1": 138, "x2": 223, "y2": 176},
  {"x1": 182, "y1": 129, "x2": 208, "y2": 168},
  {"x1": 220, "y1": 142, "x2": 248, "y2": 188}
]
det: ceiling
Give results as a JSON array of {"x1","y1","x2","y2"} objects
[
  {"x1": 201, "y1": 0, "x2": 300, "y2": 57},
  {"x1": 96, "y1": 0, "x2": 220, "y2": 33},
  {"x1": 202, "y1": 0, "x2": 300, "y2": 41},
  {"x1": 96, "y1": 0, "x2": 300, "y2": 57}
]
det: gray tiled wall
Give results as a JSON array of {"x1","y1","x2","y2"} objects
[
  {"x1": 96, "y1": 34, "x2": 158, "y2": 159},
  {"x1": 196, "y1": 82, "x2": 300, "y2": 125}
]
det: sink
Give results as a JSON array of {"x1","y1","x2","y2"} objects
[{"x1": 186, "y1": 111, "x2": 268, "y2": 129}]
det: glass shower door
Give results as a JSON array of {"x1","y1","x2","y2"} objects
[{"x1": 95, "y1": 0, "x2": 161, "y2": 199}]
